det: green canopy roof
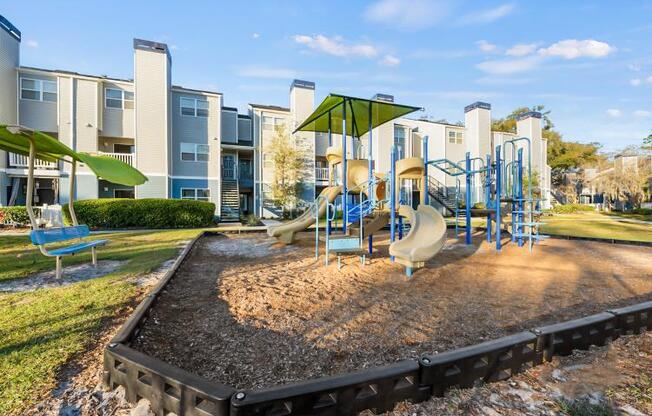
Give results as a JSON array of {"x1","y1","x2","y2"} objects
[
  {"x1": 294, "y1": 94, "x2": 421, "y2": 137},
  {"x1": 0, "y1": 125, "x2": 148, "y2": 186}
]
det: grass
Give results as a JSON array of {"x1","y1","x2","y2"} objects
[
  {"x1": 0, "y1": 229, "x2": 203, "y2": 415},
  {"x1": 556, "y1": 397, "x2": 615, "y2": 416},
  {"x1": 605, "y1": 211, "x2": 652, "y2": 222},
  {"x1": 540, "y1": 212, "x2": 652, "y2": 242}
]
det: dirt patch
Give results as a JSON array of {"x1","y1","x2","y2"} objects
[
  {"x1": 133, "y1": 231, "x2": 652, "y2": 391},
  {"x1": 389, "y1": 332, "x2": 652, "y2": 415},
  {"x1": 0, "y1": 260, "x2": 128, "y2": 293}
]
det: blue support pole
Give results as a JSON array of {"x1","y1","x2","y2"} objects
[
  {"x1": 517, "y1": 148, "x2": 524, "y2": 247},
  {"x1": 398, "y1": 216, "x2": 403, "y2": 240},
  {"x1": 485, "y1": 154, "x2": 492, "y2": 243},
  {"x1": 390, "y1": 145, "x2": 396, "y2": 261},
  {"x1": 495, "y1": 145, "x2": 502, "y2": 252},
  {"x1": 465, "y1": 152, "x2": 472, "y2": 245},
  {"x1": 342, "y1": 99, "x2": 348, "y2": 234},
  {"x1": 328, "y1": 111, "x2": 332, "y2": 234},
  {"x1": 423, "y1": 136, "x2": 429, "y2": 206},
  {"x1": 368, "y1": 102, "x2": 373, "y2": 254}
]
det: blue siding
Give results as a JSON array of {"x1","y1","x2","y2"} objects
[{"x1": 171, "y1": 178, "x2": 208, "y2": 199}]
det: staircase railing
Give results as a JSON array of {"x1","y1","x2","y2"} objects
[{"x1": 427, "y1": 175, "x2": 457, "y2": 213}]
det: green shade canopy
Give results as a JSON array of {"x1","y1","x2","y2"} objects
[
  {"x1": 294, "y1": 94, "x2": 421, "y2": 137},
  {"x1": 0, "y1": 125, "x2": 148, "y2": 186}
]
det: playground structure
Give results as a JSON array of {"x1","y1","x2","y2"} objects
[
  {"x1": 0, "y1": 125, "x2": 147, "y2": 278},
  {"x1": 426, "y1": 136, "x2": 547, "y2": 252},
  {"x1": 267, "y1": 94, "x2": 547, "y2": 276},
  {"x1": 267, "y1": 94, "x2": 449, "y2": 277}
]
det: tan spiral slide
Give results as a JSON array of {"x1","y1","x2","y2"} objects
[{"x1": 389, "y1": 204, "x2": 447, "y2": 277}]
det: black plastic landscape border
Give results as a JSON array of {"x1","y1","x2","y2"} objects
[{"x1": 103, "y1": 231, "x2": 652, "y2": 416}]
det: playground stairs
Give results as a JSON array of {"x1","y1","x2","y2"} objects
[
  {"x1": 427, "y1": 176, "x2": 457, "y2": 214},
  {"x1": 220, "y1": 180, "x2": 240, "y2": 222},
  {"x1": 348, "y1": 210, "x2": 391, "y2": 238}
]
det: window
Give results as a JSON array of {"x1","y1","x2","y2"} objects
[
  {"x1": 114, "y1": 189, "x2": 135, "y2": 198},
  {"x1": 21, "y1": 78, "x2": 57, "y2": 102},
  {"x1": 262, "y1": 116, "x2": 274, "y2": 130},
  {"x1": 180, "y1": 97, "x2": 209, "y2": 117},
  {"x1": 262, "y1": 115, "x2": 285, "y2": 130},
  {"x1": 105, "y1": 88, "x2": 134, "y2": 109},
  {"x1": 394, "y1": 125, "x2": 407, "y2": 160},
  {"x1": 113, "y1": 143, "x2": 134, "y2": 154},
  {"x1": 448, "y1": 130, "x2": 464, "y2": 144},
  {"x1": 181, "y1": 188, "x2": 210, "y2": 201},
  {"x1": 180, "y1": 143, "x2": 209, "y2": 162}
]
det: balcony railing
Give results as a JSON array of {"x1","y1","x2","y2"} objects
[
  {"x1": 99, "y1": 152, "x2": 134, "y2": 166},
  {"x1": 9, "y1": 153, "x2": 58, "y2": 169},
  {"x1": 315, "y1": 167, "x2": 329, "y2": 181}
]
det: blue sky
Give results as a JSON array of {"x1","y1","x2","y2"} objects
[{"x1": 3, "y1": 1, "x2": 651, "y2": 150}]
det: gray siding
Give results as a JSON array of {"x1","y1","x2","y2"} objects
[
  {"x1": 137, "y1": 175, "x2": 167, "y2": 198},
  {"x1": 101, "y1": 82, "x2": 135, "y2": 138},
  {"x1": 171, "y1": 91, "x2": 212, "y2": 177},
  {"x1": 75, "y1": 174, "x2": 98, "y2": 200},
  {"x1": 0, "y1": 22, "x2": 19, "y2": 172},
  {"x1": 221, "y1": 110, "x2": 237, "y2": 143},
  {"x1": 18, "y1": 72, "x2": 58, "y2": 133}
]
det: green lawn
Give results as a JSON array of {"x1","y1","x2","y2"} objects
[
  {"x1": 541, "y1": 212, "x2": 652, "y2": 242},
  {"x1": 0, "y1": 229, "x2": 203, "y2": 415}
]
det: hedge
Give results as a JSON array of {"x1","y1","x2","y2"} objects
[
  {"x1": 63, "y1": 199, "x2": 216, "y2": 229},
  {"x1": 0, "y1": 206, "x2": 40, "y2": 226},
  {"x1": 551, "y1": 204, "x2": 596, "y2": 214}
]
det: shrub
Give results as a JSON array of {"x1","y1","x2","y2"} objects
[
  {"x1": 551, "y1": 204, "x2": 596, "y2": 214},
  {"x1": 632, "y1": 208, "x2": 652, "y2": 216},
  {"x1": 242, "y1": 214, "x2": 263, "y2": 226},
  {"x1": 63, "y1": 199, "x2": 215, "y2": 229},
  {"x1": 0, "y1": 206, "x2": 40, "y2": 226}
]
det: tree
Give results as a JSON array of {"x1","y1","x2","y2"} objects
[
  {"x1": 593, "y1": 167, "x2": 649, "y2": 210},
  {"x1": 266, "y1": 125, "x2": 310, "y2": 215},
  {"x1": 644, "y1": 131, "x2": 652, "y2": 151},
  {"x1": 492, "y1": 105, "x2": 603, "y2": 186}
]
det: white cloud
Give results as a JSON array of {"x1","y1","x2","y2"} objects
[
  {"x1": 363, "y1": 0, "x2": 454, "y2": 30},
  {"x1": 236, "y1": 66, "x2": 298, "y2": 79},
  {"x1": 293, "y1": 34, "x2": 378, "y2": 58},
  {"x1": 538, "y1": 39, "x2": 616, "y2": 59},
  {"x1": 634, "y1": 110, "x2": 651, "y2": 118},
  {"x1": 505, "y1": 43, "x2": 538, "y2": 57},
  {"x1": 379, "y1": 54, "x2": 401, "y2": 66},
  {"x1": 459, "y1": 3, "x2": 515, "y2": 25},
  {"x1": 631, "y1": 76, "x2": 652, "y2": 86},
  {"x1": 476, "y1": 40, "x2": 497, "y2": 53},
  {"x1": 252, "y1": 33, "x2": 260, "y2": 39},
  {"x1": 476, "y1": 56, "x2": 541, "y2": 74},
  {"x1": 26, "y1": 40, "x2": 38, "y2": 48},
  {"x1": 606, "y1": 109, "x2": 622, "y2": 118}
]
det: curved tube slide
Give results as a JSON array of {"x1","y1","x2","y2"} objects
[{"x1": 389, "y1": 204, "x2": 447, "y2": 277}]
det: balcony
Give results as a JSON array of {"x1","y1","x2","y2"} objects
[
  {"x1": 9, "y1": 153, "x2": 58, "y2": 169},
  {"x1": 99, "y1": 152, "x2": 134, "y2": 166},
  {"x1": 315, "y1": 167, "x2": 329, "y2": 182}
]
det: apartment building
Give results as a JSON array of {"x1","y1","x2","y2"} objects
[
  {"x1": 0, "y1": 16, "x2": 258, "y2": 220},
  {"x1": 250, "y1": 85, "x2": 552, "y2": 216},
  {"x1": 0, "y1": 15, "x2": 551, "y2": 221}
]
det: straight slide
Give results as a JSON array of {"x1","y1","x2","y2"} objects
[
  {"x1": 267, "y1": 186, "x2": 341, "y2": 244},
  {"x1": 389, "y1": 204, "x2": 447, "y2": 276}
]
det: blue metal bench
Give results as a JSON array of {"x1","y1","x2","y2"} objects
[{"x1": 30, "y1": 225, "x2": 108, "y2": 279}]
